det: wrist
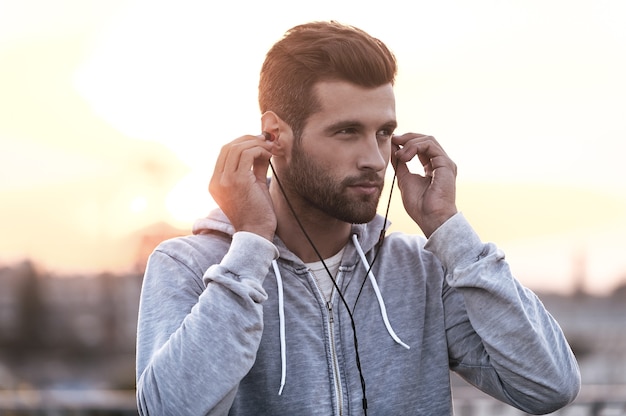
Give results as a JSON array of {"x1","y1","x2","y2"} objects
[
  {"x1": 421, "y1": 209, "x2": 458, "y2": 238},
  {"x1": 238, "y1": 226, "x2": 275, "y2": 242}
]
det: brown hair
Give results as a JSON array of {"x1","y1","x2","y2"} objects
[{"x1": 258, "y1": 21, "x2": 397, "y2": 139}]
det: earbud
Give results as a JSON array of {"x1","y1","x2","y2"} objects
[{"x1": 262, "y1": 131, "x2": 275, "y2": 142}]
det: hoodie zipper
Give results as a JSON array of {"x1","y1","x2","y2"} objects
[
  {"x1": 310, "y1": 272, "x2": 344, "y2": 416},
  {"x1": 327, "y1": 300, "x2": 344, "y2": 416}
]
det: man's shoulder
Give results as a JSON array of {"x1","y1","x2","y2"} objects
[{"x1": 151, "y1": 231, "x2": 232, "y2": 271}]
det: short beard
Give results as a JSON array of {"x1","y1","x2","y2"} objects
[{"x1": 282, "y1": 143, "x2": 383, "y2": 224}]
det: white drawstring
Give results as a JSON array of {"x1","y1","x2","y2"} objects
[
  {"x1": 272, "y1": 236, "x2": 409, "y2": 395},
  {"x1": 272, "y1": 260, "x2": 287, "y2": 395},
  {"x1": 351, "y1": 234, "x2": 410, "y2": 350}
]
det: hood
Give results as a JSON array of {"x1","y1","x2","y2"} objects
[
  {"x1": 192, "y1": 207, "x2": 391, "y2": 257},
  {"x1": 192, "y1": 208, "x2": 235, "y2": 237}
]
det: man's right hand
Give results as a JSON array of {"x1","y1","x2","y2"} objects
[{"x1": 209, "y1": 134, "x2": 276, "y2": 241}]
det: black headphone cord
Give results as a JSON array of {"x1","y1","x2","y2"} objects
[{"x1": 268, "y1": 158, "x2": 398, "y2": 415}]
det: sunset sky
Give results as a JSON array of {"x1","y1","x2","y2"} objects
[{"x1": 1, "y1": 0, "x2": 625, "y2": 295}]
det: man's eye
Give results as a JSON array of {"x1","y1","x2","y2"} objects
[{"x1": 377, "y1": 129, "x2": 393, "y2": 139}]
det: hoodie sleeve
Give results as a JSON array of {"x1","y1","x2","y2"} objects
[
  {"x1": 136, "y1": 232, "x2": 278, "y2": 416},
  {"x1": 425, "y1": 213, "x2": 581, "y2": 415}
]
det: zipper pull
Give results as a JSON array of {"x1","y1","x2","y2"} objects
[{"x1": 327, "y1": 301, "x2": 334, "y2": 323}]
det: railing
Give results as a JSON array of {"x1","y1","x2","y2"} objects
[
  {"x1": 0, "y1": 385, "x2": 624, "y2": 415},
  {"x1": 453, "y1": 384, "x2": 626, "y2": 416},
  {"x1": 0, "y1": 389, "x2": 137, "y2": 415},
  {"x1": 453, "y1": 398, "x2": 626, "y2": 416}
]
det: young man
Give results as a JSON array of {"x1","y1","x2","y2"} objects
[{"x1": 136, "y1": 21, "x2": 580, "y2": 415}]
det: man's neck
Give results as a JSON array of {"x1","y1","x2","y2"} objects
[{"x1": 270, "y1": 184, "x2": 351, "y2": 263}]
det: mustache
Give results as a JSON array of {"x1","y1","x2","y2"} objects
[{"x1": 342, "y1": 173, "x2": 385, "y2": 187}]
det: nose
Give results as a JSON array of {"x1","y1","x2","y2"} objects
[{"x1": 357, "y1": 135, "x2": 388, "y2": 172}]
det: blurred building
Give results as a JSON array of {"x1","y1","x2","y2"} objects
[
  {"x1": 0, "y1": 256, "x2": 625, "y2": 414},
  {"x1": 0, "y1": 261, "x2": 141, "y2": 390}
]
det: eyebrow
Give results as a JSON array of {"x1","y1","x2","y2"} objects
[{"x1": 323, "y1": 119, "x2": 398, "y2": 135}]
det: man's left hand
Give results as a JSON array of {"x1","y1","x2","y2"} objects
[{"x1": 391, "y1": 133, "x2": 458, "y2": 238}]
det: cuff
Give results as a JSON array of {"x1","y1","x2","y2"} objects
[
  {"x1": 424, "y1": 212, "x2": 485, "y2": 271},
  {"x1": 219, "y1": 231, "x2": 279, "y2": 276}
]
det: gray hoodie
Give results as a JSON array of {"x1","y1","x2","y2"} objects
[{"x1": 136, "y1": 210, "x2": 580, "y2": 415}]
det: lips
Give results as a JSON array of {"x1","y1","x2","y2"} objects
[
  {"x1": 347, "y1": 180, "x2": 383, "y2": 195},
  {"x1": 351, "y1": 181, "x2": 382, "y2": 189}
]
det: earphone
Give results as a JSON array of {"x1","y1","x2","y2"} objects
[{"x1": 262, "y1": 131, "x2": 276, "y2": 142}]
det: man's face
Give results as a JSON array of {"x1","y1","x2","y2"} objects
[{"x1": 282, "y1": 80, "x2": 397, "y2": 224}]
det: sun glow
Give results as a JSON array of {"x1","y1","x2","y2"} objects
[
  {"x1": 130, "y1": 195, "x2": 148, "y2": 214},
  {"x1": 165, "y1": 173, "x2": 216, "y2": 227},
  {"x1": 72, "y1": 1, "x2": 275, "y2": 230},
  {"x1": 2, "y1": 0, "x2": 626, "y2": 291}
]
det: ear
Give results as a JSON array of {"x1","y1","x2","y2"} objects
[{"x1": 261, "y1": 111, "x2": 292, "y2": 157}]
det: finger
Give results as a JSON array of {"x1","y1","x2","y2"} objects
[
  {"x1": 395, "y1": 136, "x2": 451, "y2": 176},
  {"x1": 233, "y1": 146, "x2": 273, "y2": 180},
  {"x1": 395, "y1": 135, "x2": 444, "y2": 160},
  {"x1": 213, "y1": 135, "x2": 262, "y2": 172},
  {"x1": 211, "y1": 136, "x2": 272, "y2": 195},
  {"x1": 210, "y1": 146, "x2": 272, "y2": 202},
  {"x1": 392, "y1": 139, "x2": 433, "y2": 176},
  {"x1": 251, "y1": 147, "x2": 272, "y2": 181},
  {"x1": 220, "y1": 136, "x2": 272, "y2": 175},
  {"x1": 391, "y1": 148, "x2": 420, "y2": 182},
  {"x1": 392, "y1": 133, "x2": 440, "y2": 149}
]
